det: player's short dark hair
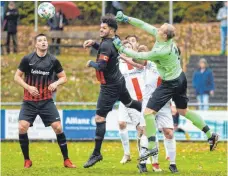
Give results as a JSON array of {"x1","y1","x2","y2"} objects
[
  {"x1": 125, "y1": 35, "x2": 139, "y2": 42},
  {"x1": 34, "y1": 33, "x2": 47, "y2": 42},
  {"x1": 101, "y1": 14, "x2": 118, "y2": 32}
]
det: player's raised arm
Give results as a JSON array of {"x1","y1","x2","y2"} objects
[
  {"x1": 86, "y1": 43, "x2": 110, "y2": 71},
  {"x1": 83, "y1": 39, "x2": 100, "y2": 50},
  {"x1": 118, "y1": 54, "x2": 144, "y2": 69},
  {"x1": 116, "y1": 11, "x2": 158, "y2": 37},
  {"x1": 113, "y1": 37, "x2": 169, "y2": 61}
]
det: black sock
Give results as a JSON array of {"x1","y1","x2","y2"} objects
[
  {"x1": 127, "y1": 100, "x2": 142, "y2": 112},
  {"x1": 19, "y1": 133, "x2": 30, "y2": 160},
  {"x1": 176, "y1": 128, "x2": 185, "y2": 133},
  {"x1": 57, "y1": 132, "x2": 69, "y2": 161},
  {"x1": 93, "y1": 121, "x2": 106, "y2": 156},
  {"x1": 202, "y1": 125, "x2": 210, "y2": 134}
]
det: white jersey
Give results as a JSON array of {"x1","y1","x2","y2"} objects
[
  {"x1": 119, "y1": 60, "x2": 145, "y2": 101},
  {"x1": 118, "y1": 60, "x2": 145, "y2": 126},
  {"x1": 143, "y1": 61, "x2": 161, "y2": 100}
]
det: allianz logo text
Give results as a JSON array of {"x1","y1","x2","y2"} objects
[{"x1": 65, "y1": 117, "x2": 91, "y2": 125}]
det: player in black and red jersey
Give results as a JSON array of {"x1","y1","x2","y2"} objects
[
  {"x1": 14, "y1": 33, "x2": 76, "y2": 169},
  {"x1": 83, "y1": 14, "x2": 142, "y2": 168}
]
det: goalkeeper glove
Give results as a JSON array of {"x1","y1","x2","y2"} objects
[
  {"x1": 116, "y1": 11, "x2": 129, "y2": 23},
  {"x1": 113, "y1": 37, "x2": 124, "y2": 52}
]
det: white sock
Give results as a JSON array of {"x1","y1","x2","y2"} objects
[
  {"x1": 163, "y1": 135, "x2": 169, "y2": 159},
  {"x1": 152, "y1": 133, "x2": 159, "y2": 164},
  {"x1": 164, "y1": 137, "x2": 176, "y2": 165},
  {"x1": 139, "y1": 134, "x2": 148, "y2": 164},
  {"x1": 119, "y1": 128, "x2": 130, "y2": 155}
]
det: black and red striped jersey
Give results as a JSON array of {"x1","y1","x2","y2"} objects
[
  {"x1": 18, "y1": 52, "x2": 63, "y2": 101},
  {"x1": 96, "y1": 38, "x2": 123, "y2": 84}
]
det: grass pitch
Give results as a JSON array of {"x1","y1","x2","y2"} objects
[{"x1": 1, "y1": 141, "x2": 227, "y2": 176}]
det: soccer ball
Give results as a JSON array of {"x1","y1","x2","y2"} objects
[{"x1": 38, "y1": 2, "x2": 55, "y2": 19}]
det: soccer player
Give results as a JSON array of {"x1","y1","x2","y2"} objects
[
  {"x1": 125, "y1": 35, "x2": 140, "y2": 51},
  {"x1": 113, "y1": 11, "x2": 218, "y2": 159},
  {"x1": 117, "y1": 40, "x2": 146, "y2": 166},
  {"x1": 82, "y1": 14, "x2": 142, "y2": 168},
  {"x1": 14, "y1": 33, "x2": 76, "y2": 168},
  {"x1": 122, "y1": 44, "x2": 177, "y2": 173}
]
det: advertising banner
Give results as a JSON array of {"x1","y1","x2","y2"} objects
[
  {"x1": 2, "y1": 109, "x2": 227, "y2": 141},
  {"x1": 63, "y1": 110, "x2": 96, "y2": 140},
  {"x1": 5, "y1": 110, "x2": 62, "y2": 139},
  {"x1": 105, "y1": 110, "x2": 228, "y2": 141},
  {"x1": 1, "y1": 110, "x2": 5, "y2": 139}
]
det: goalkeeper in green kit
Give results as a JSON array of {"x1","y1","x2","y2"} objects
[{"x1": 113, "y1": 11, "x2": 219, "y2": 169}]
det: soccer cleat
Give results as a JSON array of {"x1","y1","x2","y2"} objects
[
  {"x1": 64, "y1": 159, "x2": 76, "y2": 168},
  {"x1": 169, "y1": 164, "x2": 178, "y2": 173},
  {"x1": 120, "y1": 154, "x2": 131, "y2": 164},
  {"x1": 83, "y1": 154, "x2": 103, "y2": 168},
  {"x1": 138, "y1": 147, "x2": 158, "y2": 162},
  {"x1": 208, "y1": 133, "x2": 219, "y2": 151},
  {"x1": 152, "y1": 163, "x2": 162, "y2": 172},
  {"x1": 137, "y1": 163, "x2": 148, "y2": 173},
  {"x1": 24, "y1": 159, "x2": 32, "y2": 168}
]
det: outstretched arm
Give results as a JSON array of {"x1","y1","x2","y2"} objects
[
  {"x1": 116, "y1": 11, "x2": 158, "y2": 37},
  {"x1": 113, "y1": 37, "x2": 167, "y2": 61},
  {"x1": 128, "y1": 17, "x2": 157, "y2": 37},
  {"x1": 119, "y1": 54, "x2": 144, "y2": 69},
  {"x1": 123, "y1": 48, "x2": 157, "y2": 61}
]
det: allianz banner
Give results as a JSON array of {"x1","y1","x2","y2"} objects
[
  {"x1": 63, "y1": 110, "x2": 96, "y2": 140},
  {"x1": 62, "y1": 110, "x2": 138, "y2": 140}
]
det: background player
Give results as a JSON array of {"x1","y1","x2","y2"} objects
[
  {"x1": 117, "y1": 40, "x2": 146, "y2": 165},
  {"x1": 121, "y1": 44, "x2": 177, "y2": 173},
  {"x1": 14, "y1": 33, "x2": 76, "y2": 168}
]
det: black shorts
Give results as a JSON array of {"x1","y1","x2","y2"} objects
[
  {"x1": 96, "y1": 78, "x2": 132, "y2": 117},
  {"x1": 147, "y1": 72, "x2": 189, "y2": 112},
  {"x1": 19, "y1": 99, "x2": 60, "y2": 127}
]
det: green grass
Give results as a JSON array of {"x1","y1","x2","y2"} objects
[{"x1": 1, "y1": 141, "x2": 227, "y2": 176}]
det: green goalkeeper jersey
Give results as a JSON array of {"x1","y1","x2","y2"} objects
[{"x1": 122, "y1": 18, "x2": 182, "y2": 81}]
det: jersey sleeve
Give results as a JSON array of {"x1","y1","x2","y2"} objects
[
  {"x1": 93, "y1": 42, "x2": 112, "y2": 70},
  {"x1": 18, "y1": 56, "x2": 29, "y2": 72},
  {"x1": 122, "y1": 44, "x2": 171, "y2": 61},
  {"x1": 54, "y1": 59, "x2": 63, "y2": 74},
  {"x1": 100, "y1": 42, "x2": 112, "y2": 57},
  {"x1": 129, "y1": 17, "x2": 158, "y2": 37}
]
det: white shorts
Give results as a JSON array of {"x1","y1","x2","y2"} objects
[
  {"x1": 142, "y1": 98, "x2": 174, "y2": 129},
  {"x1": 118, "y1": 102, "x2": 146, "y2": 126}
]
